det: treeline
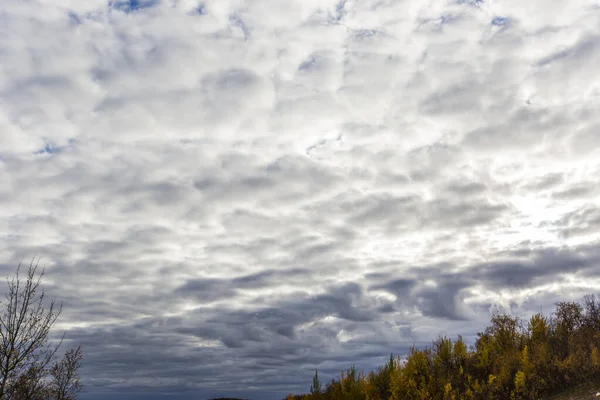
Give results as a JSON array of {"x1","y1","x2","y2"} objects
[
  {"x1": 208, "y1": 398, "x2": 250, "y2": 400},
  {"x1": 286, "y1": 295, "x2": 600, "y2": 400}
]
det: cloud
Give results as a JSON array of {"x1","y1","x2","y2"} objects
[{"x1": 1, "y1": 0, "x2": 600, "y2": 399}]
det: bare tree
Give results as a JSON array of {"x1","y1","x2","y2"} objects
[
  {"x1": 11, "y1": 364, "x2": 46, "y2": 400},
  {"x1": 48, "y1": 346, "x2": 83, "y2": 400},
  {"x1": 0, "y1": 259, "x2": 82, "y2": 400}
]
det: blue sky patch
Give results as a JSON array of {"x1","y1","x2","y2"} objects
[
  {"x1": 229, "y1": 14, "x2": 249, "y2": 39},
  {"x1": 195, "y1": 4, "x2": 206, "y2": 15},
  {"x1": 439, "y1": 14, "x2": 456, "y2": 25},
  {"x1": 298, "y1": 56, "x2": 317, "y2": 71},
  {"x1": 355, "y1": 29, "x2": 378, "y2": 39},
  {"x1": 34, "y1": 144, "x2": 55, "y2": 155},
  {"x1": 458, "y1": 0, "x2": 484, "y2": 5},
  {"x1": 67, "y1": 11, "x2": 81, "y2": 25},
  {"x1": 332, "y1": 0, "x2": 347, "y2": 23},
  {"x1": 34, "y1": 139, "x2": 74, "y2": 155},
  {"x1": 492, "y1": 16, "x2": 508, "y2": 26},
  {"x1": 110, "y1": 0, "x2": 159, "y2": 13}
]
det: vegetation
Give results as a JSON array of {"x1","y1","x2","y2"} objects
[
  {"x1": 0, "y1": 259, "x2": 83, "y2": 400},
  {"x1": 287, "y1": 295, "x2": 600, "y2": 400},
  {"x1": 207, "y1": 398, "x2": 251, "y2": 400}
]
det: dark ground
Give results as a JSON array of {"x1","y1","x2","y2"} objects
[{"x1": 548, "y1": 381, "x2": 600, "y2": 400}]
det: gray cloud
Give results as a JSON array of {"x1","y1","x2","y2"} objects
[{"x1": 1, "y1": 0, "x2": 600, "y2": 399}]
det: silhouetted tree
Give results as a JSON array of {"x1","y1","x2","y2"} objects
[
  {"x1": 48, "y1": 346, "x2": 83, "y2": 400},
  {"x1": 310, "y1": 370, "x2": 322, "y2": 397},
  {"x1": 0, "y1": 259, "x2": 83, "y2": 400}
]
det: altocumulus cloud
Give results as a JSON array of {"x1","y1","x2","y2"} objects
[{"x1": 1, "y1": 0, "x2": 600, "y2": 398}]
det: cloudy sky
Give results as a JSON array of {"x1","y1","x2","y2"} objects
[{"x1": 1, "y1": 0, "x2": 600, "y2": 398}]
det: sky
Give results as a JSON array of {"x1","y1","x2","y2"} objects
[{"x1": 1, "y1": 0, "x2": 600, "y2": 399}]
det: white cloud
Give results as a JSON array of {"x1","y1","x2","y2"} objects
[{"x1": 1, "y1": 0, "x2": 600, "y2": 398}]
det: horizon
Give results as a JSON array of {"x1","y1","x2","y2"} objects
[{"x1": 1, "y1": 0, "x2": 600, "y2": 399}]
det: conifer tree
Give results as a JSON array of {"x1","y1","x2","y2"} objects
[{"x1": 310, "y1": 370, "x2": 322, "y2": 397}]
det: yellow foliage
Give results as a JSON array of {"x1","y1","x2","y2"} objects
[
  {"x1": 514, "y1": 370, "x2": 526, "y2": 392},
  {"x1": 464, "y1": 388, "x2": 475, "y2": 400},
  {"x1": 591, "y1": 346, "x2": 600, "y2": 368},
  {"x1": 291, "y1": 294, "x2": 600, "y2": 400},
  {"x1": 471, "y1": 379, "x2": 481, "y2": 394},
  {"x1": 443, "y1": 382, "x2": 455, "y2": 400}
]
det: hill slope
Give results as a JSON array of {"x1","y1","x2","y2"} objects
[{"x1": 548, "y1": 382, "x2": 600, "y2": 400}]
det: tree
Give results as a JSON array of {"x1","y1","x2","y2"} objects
[
  {"x1": 0, "y1": 259, "x2": 83, "y2": 399},
  {"x1": 310, "y1": 370, "x2": 322, "y2": 397},
  {"x1": 48, "y1": 346, "x2": 83, "y2": 400},
  {"x1": 293, "y1": 293, "x2": 600, "y2": 400}
]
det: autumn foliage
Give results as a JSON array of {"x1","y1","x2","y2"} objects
[{"x1": 290, "y1": 295, "x2": 600, "y2": 400}]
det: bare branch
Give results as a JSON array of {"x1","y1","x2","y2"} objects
[{"x1": 0, "y1": 259, "x2": 82, "y2": 400}]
